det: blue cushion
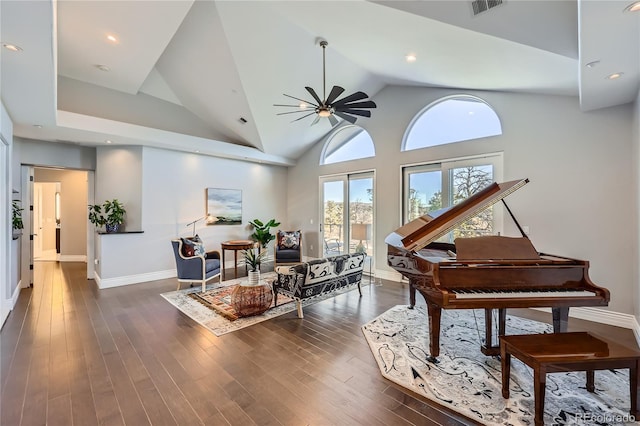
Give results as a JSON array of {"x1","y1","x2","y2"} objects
[
  {"x1": 276, "y1": 249, "x2": 300, "y2": 261},
  {"x1": 205, "y1": 258, "x2": 220, "y2": 274}
]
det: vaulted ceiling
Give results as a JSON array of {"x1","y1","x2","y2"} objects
[{"x1": 1, "y1": 1, "x2": 639, "y2": 166}]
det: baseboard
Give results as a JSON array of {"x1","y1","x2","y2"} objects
[
  {"x1": 96, "y1": 269, "x2": 176, "y2": 289},
  {"x1": 1, "y1": 283, "x2": 22, "y2": 329},
  {"x1": 371, "y1": 268, "x2": 403, "y2": 281},
  {"x1": 58, "y1": 255, "x2": 87, "y2": 262}
]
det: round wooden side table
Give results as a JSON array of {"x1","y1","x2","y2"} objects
[
  {"x1": 231, "y1": 281, "x2": 274, "y2": 317},
  {"x1": 220, "y1": 240, "x2": 255, "y2": 281}
]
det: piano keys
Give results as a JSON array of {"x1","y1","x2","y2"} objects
[{"x1": 386, "y1": 178, "x2": 610, "y2": 362}]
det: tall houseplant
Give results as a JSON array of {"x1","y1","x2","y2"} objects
[
  {"x1": 88, "y1": 199, "x2": 126, "y2": 233},
  {"x1": 249, "y1": 218, "x2": 281, "y2": 249}
]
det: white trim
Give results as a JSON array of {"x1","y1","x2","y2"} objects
[
  {"x1": 96, "y1": 269, "x2": 176, "y2": 289},
  {"x1": 533, "y1": 306, "x2": 638, "y2": 330},
  {"x1": 1, "y1": 281, "x2": 23, "y2": 327}
]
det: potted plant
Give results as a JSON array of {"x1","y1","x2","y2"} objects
[
  {"x1": 249, "y1": 218, "x2": 281, "y2": 249},
  {"x1": 88, "y1": 199, "x2": 126, "y2": 233},
  {"x1": 12, "y1": 200, "x2": 23, "y2": 240},
  {"x1": 242, "y1": 248, "x2": 267, "y2": 285}
]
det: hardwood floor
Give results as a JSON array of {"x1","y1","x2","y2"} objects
[{"x1": 1, "y1": 261, "x2": 636, "y2": 426}]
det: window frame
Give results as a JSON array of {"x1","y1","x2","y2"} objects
[
  {"x1": 401, "y1": 153, "x2": 504, "y2": 241},
  {"x1": 320, "y1": 124, "x2": 375, "y2": 165},
  {"x1": 401, "y1": 94, "x2": 502, "y2": 152}
]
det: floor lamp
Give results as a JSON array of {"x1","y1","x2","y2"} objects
[
  {"x1": 186, "y1": 215, "x2": 213, "y2": 236},
  {"x1": 352, "y1": 223, "x2": 369, "y2": 254}
]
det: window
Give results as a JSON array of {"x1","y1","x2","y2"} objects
[
  {"x1": 320, "y1": 125, "x2": 375, "y2": 165},
  {"x1": 402, "y1": 95, "x2": 502, "y2": 151},
  {"x1": 402, "y1": 154, "x2": 503, "y2": 242}
]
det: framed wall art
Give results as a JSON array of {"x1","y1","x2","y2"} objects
[{"x1": 206, "y1": 188, "x2": 242, "y2": 225}]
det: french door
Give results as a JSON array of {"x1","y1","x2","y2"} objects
[{"x1": 320, "y1": 172, "x2": 375, "y2": 261}]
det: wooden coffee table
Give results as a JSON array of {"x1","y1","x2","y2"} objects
[{"x1": 501, "y1": 332, "x2": 640, "y2": 426}]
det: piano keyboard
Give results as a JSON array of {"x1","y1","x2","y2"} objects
[{"x1": 451, "y1": 288, "x2": 597, "y2": 299}]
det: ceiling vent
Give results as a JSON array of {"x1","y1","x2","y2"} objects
[{"x1": 471, "y1": 0, "x2": 503, "y2": 16}]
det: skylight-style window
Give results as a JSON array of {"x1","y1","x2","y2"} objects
[
  {"x1": 320, "y1": 125, "x2": 375, "y2": 165},
  {"x1": 402, "y1": 95, "x2": 502, "y2": 151}
]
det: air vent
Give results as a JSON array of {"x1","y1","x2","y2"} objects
[{"x1": 471, "y1": 0, "x2": 503, "y2": 16}]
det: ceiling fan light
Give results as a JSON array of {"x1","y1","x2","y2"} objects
[
  {"x1": 318, "y1": 109, "x2": 331, "y2": 117},
  {"x1": 624, "y1": 1, "x2": 640, "y2": 12}
]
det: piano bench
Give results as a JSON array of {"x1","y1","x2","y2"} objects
[{"x1": 500, "y1": 332, "x2": 640, "y2": 426}]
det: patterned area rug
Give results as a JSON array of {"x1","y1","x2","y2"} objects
[
  {"x1": 161, "y1": 274, "x2": 362, "y2": 336},
  {"x1": 189, "y1": 281, "x2": 293, "y2": 321},
  {"x1": 362, "y1": 306, "x2": 635, "y2": 426}
]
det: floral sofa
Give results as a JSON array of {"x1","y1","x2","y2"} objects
[{"x1": 272, "y1": 252, "x2": 365, "y2": 318}]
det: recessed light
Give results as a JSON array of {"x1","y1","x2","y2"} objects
[
  {"x1": 2, "y1": 43, "x2": 22, "y2": 52},
  {"x1": 106, "y1": 34, "x2": 118, "y2": 43},
  {"x1": 105, "y1": 139, "x2": 113, "y2": 144},
  {"x1": 624, "y1": 1, "x2": 640, "y2": 12},
  {"x1": 607, "y1": 72, "x2": 624, "y2": 80},
  {"x1": 405, "y1": 54, "x2": 417, "y2": 63},
  {"x1": 95, "y1": 64, "x2": 111, "y2": 72},
  {"x1": 585, "y1": 60, "x2": 600, "y2": 68}
]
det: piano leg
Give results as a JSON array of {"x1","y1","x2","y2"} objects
[
  {"x1": 481, "y1": 308, "x2": 506, "y2": 356},
  {"x1": 426, "y1": 301, "x2": 441, "y2": 363},
  {"x1": 552, "y1": 307, "x2": 569, "y2": 332},
  {"x1": 408, "y1": 284, "x2": 416, "y2": 309}
]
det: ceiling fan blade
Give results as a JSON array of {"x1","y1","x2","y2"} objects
[
  {"x1": 328, "y1": 114, "x2": 339, "y2": 127},
  {"x1": 334, "y1": 111, "x2": 357, "y2": 124},
  {"x1": 310, "y1": 115, "x2": 321, "y2": 126},
  {"x1": 339, "y1": 109, "x2": 371, "y2": 118},
  {"x1": 305, "y1": 87, "x2": 323, "y2": 105},
  {"x1": 273, "y1": 103, "x2": 309, "y2": 108},
  {"x1": 334, "y1": 100, "x2": 377, "y2": 110},
  {"x1": 277, "y1": 110, "x2": 315, "y2": 116},
  {"x1": 325, "y1": 86, "x2": 345, "y2": 105},
  {"x1": 283, "y1": 93, "x2": 318, "y2": 106},
  {"x1": 291, "y1": 112, "x2": 316, "y2": 122},
  {"x1": 333, "y1": 91, "x2": 369, "y2": 107}
]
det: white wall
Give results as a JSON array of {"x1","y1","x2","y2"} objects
[
  {"x1": 1, "y1": 99, "x2": 17, "y2": 327},
  {"x1": 95, "y1": 146, "x2": 288, "y2": 286},
  {"x1": 289, "y1": 86, "x2": 635, "y2": 315},
  {"x1": 16, "y1": 137, "x2": 96, "y2": 170},
  {"x1": 633, "y1": 89, "x2": 640, "y2": 327}
]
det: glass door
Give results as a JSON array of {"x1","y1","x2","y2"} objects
[
  {"x1": 321, "y1": 179, "x2": 346, "y2": 256},
  {"x1": 320, "y1": 172, "x2": 375, "y2": 260}
]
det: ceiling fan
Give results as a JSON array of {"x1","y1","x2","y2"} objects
[{"x1": 274, "y1": 40, "x2": 377, "y2": 126}]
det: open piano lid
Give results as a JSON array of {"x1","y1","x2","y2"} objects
[{"x1": 386, "y1": 178, "x2": 529, "y2": 252}]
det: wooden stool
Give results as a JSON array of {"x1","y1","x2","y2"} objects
[{"x1": 501, "y1": 332, "x2": 640, "y2": 426}]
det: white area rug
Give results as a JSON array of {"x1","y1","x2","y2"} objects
[
  {"x1": 362, "y1": 306, "x2": 636, "y2": 426},
  {"x1": 161, "y1": 274, "x2": 362, "y2": 336}
]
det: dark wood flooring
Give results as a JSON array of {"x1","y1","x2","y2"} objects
[{"x1": 1, "y1": 261, "x2": 636, "y2": 426}]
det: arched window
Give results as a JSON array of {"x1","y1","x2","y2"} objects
[
  {"x1": 402, "y1": 95, "x2": 502, "y2": 151},
  {"x1": 320, "y1": 125, "x2": 375, "y2": 165}
]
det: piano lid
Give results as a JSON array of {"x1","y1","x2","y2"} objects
[{"x1": 387, "y1": 178, "x2": 529, "y2": 252}]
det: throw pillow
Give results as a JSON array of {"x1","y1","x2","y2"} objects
[
  {"x1": 181, "y1": 235, "x2": 206, "y2": 257},
  {"x1": 278, "y1": 230, "x2": 300, "y2": 250}
]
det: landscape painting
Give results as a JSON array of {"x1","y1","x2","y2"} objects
[{"x1": 206, "y1": 188, "x2": 242, "y2": 225}]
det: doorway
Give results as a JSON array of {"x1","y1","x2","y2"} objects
[
  {"x1": 33, "y1": 182, "x2": 59, "y2": 261},
  {"x1": 319, "y1": 171, "x2": 375, "y2": 263}
]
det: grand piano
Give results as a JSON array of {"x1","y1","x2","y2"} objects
[{"x1": 386, "y1": 178, "x2": 610, "y2": 362}]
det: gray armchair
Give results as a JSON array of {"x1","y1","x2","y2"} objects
[
  {"x1": 274, "y1": 230, "x2": 302, "y2": 267},
  {"x1": 171, "y1": 238, "x2": 221, "y2": 292}
]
